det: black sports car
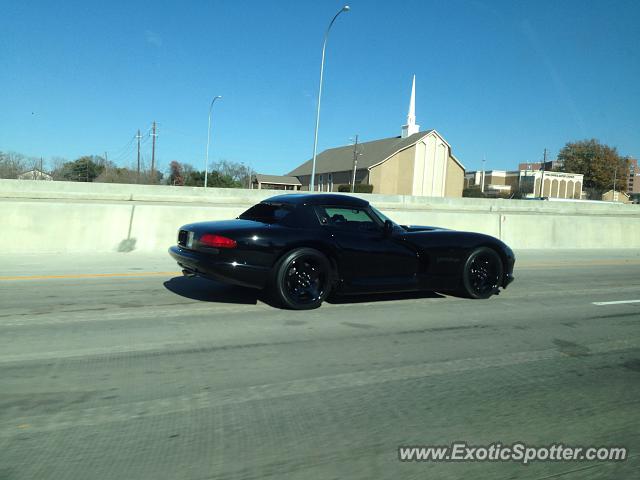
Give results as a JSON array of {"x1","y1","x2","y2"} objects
[{"x1": 169, "y1": 193, "x2": 515, "y2": 309}]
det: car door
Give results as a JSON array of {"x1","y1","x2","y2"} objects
[{"x1": 315, "y1": 205, "x2": 419, "y2": 292}]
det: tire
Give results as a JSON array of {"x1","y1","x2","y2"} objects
[
  {"x1": 271, "y1": 248, "x2": 332, "y2": 310},
  {"x1": 460, "y1": 247, "x2": 504, "y2": 299}
]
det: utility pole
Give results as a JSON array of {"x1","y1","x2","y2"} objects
[
  {"x1": 539, "y1": 148, "x2": 547, "y2": 197},
  {"x1": 136, "y1": 129, "x2": 141, "y2": 183},
  {"x1": 351, "y1": 134, "x2": 359, "y2": 193},
  {"x1": 613, "y1": 162, "x2": 617, "y2": 197},
  {"x1": 481, "y1": 156, "x2": 486, "y2": 193},
  {"x1": 151, "y1": 121, "x2": 157, "y2": 184}
]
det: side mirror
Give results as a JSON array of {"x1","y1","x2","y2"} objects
[{"x1": 383, "y1": 219, "x2": 394, "y2": 236}]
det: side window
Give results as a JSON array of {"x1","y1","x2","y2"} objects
[
  {"x1": 239, "y1": 203, "x2": 294, "y2": 224},
  {"x1": 316, "y1": 206, "x2": 379, "y2": 231}
]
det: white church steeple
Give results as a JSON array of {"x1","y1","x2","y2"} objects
[{"x1": 401, "y1": 75, "x2": 420, "y2": 138}]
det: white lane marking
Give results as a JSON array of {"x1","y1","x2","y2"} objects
[{"x1": 592, "y1": 299, "x2": 640, "y2": 306}]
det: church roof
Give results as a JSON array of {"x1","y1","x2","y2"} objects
[
  {"x1": 288, "y1": 130, "x2": 433, "y2": 177},
  {"x1": 253, "y1": 174, "x2": 301, "y2": 185}
]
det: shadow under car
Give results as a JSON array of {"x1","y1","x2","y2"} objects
[
  {"x1": 163, "y1": 276, "x2": 263, "y2": 305},
  {"x1": 164, "y1": 275, "x2": 447, "y2": 308}
]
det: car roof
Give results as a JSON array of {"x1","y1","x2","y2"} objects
[{"x1": 263, "y1": 193, "x2": 370, "y2": 208}]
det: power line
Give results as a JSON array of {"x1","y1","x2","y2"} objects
[
  {"x1": 158, "y1": 126, "x2": 201, "y2": 143},
  {"x1": 108, "y1": 134, "x2": 137, "y2": 160},
  {"x1": 110, "y1": 141, "x2": 138, "y2": 164},
  {"x1": 102, "y1": 123, "x2": 156, "y2": 172}
]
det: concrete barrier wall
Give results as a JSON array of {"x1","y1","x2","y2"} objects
[{"x1": 1, "y1": 179, "x2": 639, "y2": 253}]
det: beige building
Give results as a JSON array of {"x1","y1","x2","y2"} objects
[
  {"x1": 465, "y1": 169, "x2": 584, "y2": 199},
  {"x1": 602, "y1": 190, "x2": 631, "y2": 203},
  {"x1": 258, "y1": 76, "x2": 465, "y2": 197},
  {"x1": 289, "y1": 129, "x2": 464, "y2": 197}
]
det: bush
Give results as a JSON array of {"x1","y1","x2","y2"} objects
[
  {"x1": 462, "y1": 187, "x2": 485, "y2": 198},
  {"x1": 337, "y1": 183, "x2": 373, "y2": 193}
]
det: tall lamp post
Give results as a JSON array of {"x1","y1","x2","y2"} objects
[
  {"x1": 205, "y1": 95, "x2": 222, "y2": 189},
  {"x1": 309, "y1": 5, "x2": 350, "y2": 192}
]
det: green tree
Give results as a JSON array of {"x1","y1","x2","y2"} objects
[
  {"x1": 462, "y1": 187, "x2": 486, "y2": 198},
  {"x1": 207, "y1": 170, "x2": 242, "y2": 188},
  {"x1": 184, "y1": 169, "x2": 205, "y2": 186},
  {"x1": 557, "y1": 139, "x2": 630, "y2": 197},
  {"x1": 54, "y1": 156, "x2": 107, "y2": 182},
  {"x1": 163, "y1": 160, "x2": 248, "y2": 188},
  {"x1": 162, "y1": 162, "x2": 208, "y2": 187}
]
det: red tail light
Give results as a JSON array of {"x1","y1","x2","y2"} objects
[{"x1": 199, "y1": 233, "x2": 237, "y2": 248}]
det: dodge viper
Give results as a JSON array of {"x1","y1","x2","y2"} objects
[{"x1": 169, "y1": 193, "x2": 515, "y2": 309}]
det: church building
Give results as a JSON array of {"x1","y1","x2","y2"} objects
[{"x1": 256, "y1": 76, "x2": 465, "y2": 197}]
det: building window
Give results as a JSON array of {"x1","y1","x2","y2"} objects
[
  {"x1": 328, "y1": 173, "x2": 333, "y2": 192},
  {"x1": 319, "y1": 175, "x2": 323, "y2": 192}
]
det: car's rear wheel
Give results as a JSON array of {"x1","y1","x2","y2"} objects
[
  {"x1": 272, "y1": 248, "x2": 332, "y2": 310},
  {"x1": 460, "y1": 247, "x2": 503, "y2": 299}
]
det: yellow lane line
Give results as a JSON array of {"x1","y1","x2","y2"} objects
[{"x1": 0, "y1": 271, "x2": 182, "y2": 281}]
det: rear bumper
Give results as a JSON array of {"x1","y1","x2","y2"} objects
[{"x1": 168, "y1": 245, "x2": 269, "y2": 289}]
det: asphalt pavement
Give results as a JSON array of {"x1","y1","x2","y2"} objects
[{"x1": 1, "y1": 250, "x2": 639, "y2": 479}]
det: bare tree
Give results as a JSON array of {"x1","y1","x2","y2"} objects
[
  {"x1": 49, "y1": 156, "x2": 69, "y2": 180},
  {"x1": 0, "y1": 151, "x2": 27, "y2": 179},
  {"x1": 212, "y1": 159, "x2": 251, "y2": 186}
]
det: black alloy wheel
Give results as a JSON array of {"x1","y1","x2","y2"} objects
[
  {"x1": 461, "y1": 247, "x2": 504, "y2": 299},
  {"x1": 273, "y1": 248, "x2": 332, "y2": 309}
]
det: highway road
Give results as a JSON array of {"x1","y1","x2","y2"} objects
[{"x1": 1, "y1": 250, "x2": 639, "y2": 479}]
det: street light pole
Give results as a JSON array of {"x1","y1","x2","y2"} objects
[
  {"x1": 205, "y1": 95, "x2": 222, "y2": 189},
  {"x1": 310, "y1": 5, "x2": 350, "y2": 192},
  {"x1": 351, "y1": 134, "x2": 359, "y2": 193}
]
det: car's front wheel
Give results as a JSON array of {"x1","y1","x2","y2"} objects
[
  {"x1": 460, "y1": 247, "x2": 504, "y2": 299},
  {"x1": 272, "y1": 248, "x2": 332, "y2": 310}
]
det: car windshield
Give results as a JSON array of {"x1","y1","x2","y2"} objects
[
  {"x1": 238, "y1": 202, "x2": 293, "y2": 224},
  {"x1": 370, "y1": 206, "x2": 401, "y2": 228}
]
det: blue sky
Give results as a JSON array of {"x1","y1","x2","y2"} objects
[{"x1": 1, "y1": 0, "x2": 639, "y2": 175}]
